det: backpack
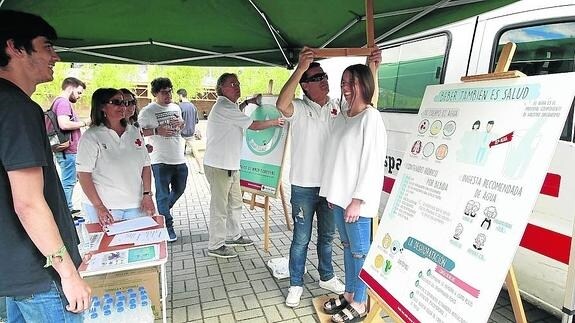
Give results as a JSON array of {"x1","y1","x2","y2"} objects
[{"x1": 44, "y1": 102, "x2": 70, "y2": 152}]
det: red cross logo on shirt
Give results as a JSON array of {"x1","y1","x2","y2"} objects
[{"x1": 135, "y1": 138, "x2": 142, "y2": 147}]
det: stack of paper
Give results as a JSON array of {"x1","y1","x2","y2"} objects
[
  {"x1": 104, "y1": 217, "x2": 158, "y2": 235},
  {"x1": 109, "y1": 228, "x2": 168, "y2": 246}
]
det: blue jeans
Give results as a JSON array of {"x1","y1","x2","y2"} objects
[
  {"x1": 151, "y1": 163, "x2": 188, "y2": 228},
  {"x1": 55, "y1": 152, "x2": 77, "y2": 211},
  {"x1": 6, "y1": 281, "x2": 82, "y2": 323},
  {"x1": 1, "y1": 296, "x2": 6, "y2": 322},
  {"x1": 289, "y1": 186, "x2": 335, "y2": 286},
  {"x1": 333, "y1": 205, "x2": 371, "y2": 303}
]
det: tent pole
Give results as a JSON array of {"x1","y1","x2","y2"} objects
[
  {"x1": 365, "y1": 0, "x2": 379, "y2": 106},
  {"x1": 248, "y1": 0, "x2": 292, "y2": 67},
  {"x1": 374, "y1": 0, "x2": 451, "y2": 43}
]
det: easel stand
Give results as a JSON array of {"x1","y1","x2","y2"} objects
[
  {"x1": 364, "y1": 42, "x2": 527, "y2": 323},
  {"x1": 242, "y1": 184, "x2": 291, "y2": 252}
]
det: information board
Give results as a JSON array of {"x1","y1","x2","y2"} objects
[
  {"x1": 360, "y1": 73, "x2": 575, "y2": 323},
  {"x1": 240, "y1": 95, "x2": 289, "y2": 197}
]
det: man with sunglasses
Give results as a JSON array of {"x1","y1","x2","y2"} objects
[
  {"x1": 52, "y1": 77, "x2": 87, "y2": 216},
  {"x1": 139, "y1": 77, "x2": 188, "y2": 242},
  {"x1": 276, "y1": 46, "x2": 381, "y2": 307}
]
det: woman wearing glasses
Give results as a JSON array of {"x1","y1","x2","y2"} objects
[
  {"x1": 76, "y1": 88, "x2": 156, "y2": 227},
  {"x1": 120, "y1": 88, "x2": 153, "y2": 153},
  {"x1": 320, "y1": 64, "x2": 387, "y2": 322},
  {"x1": 120, "y1": 88, "x2": 139, "y2": 127}
]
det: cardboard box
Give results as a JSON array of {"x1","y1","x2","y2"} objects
[{"x1": 84, "y1": 266, "x2": 162, "y2": 320}]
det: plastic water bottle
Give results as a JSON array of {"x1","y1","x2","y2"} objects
[
  {"x1": 115, "y1": 305, "x2": 127, "y2": 322},
  {"x1": 102, "y1": 308, "x2": 113, "y2": 323},
  {"x1": 140, "y1": 299, "x2": 154, "y2": 323},
  {"x1": 83, "y1": 308, "x2": 97, "y2": 322}
]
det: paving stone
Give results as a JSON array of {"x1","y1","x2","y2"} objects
[
  {"x1": 243, "y1": 294, "x2": 260, "y2": 309},
  {"x1": 202, "y1": 305, "x2": 232, "y2": 318},
  {"x1": 198, "y1": 278, "x2": 224, "y2": 289},
  {"x1": 186, "y1": 304, "x2": 202, "y2": 322},
  {"x1": 262, "y1": 305, "x2": 283, "y2": 322},
  {"x1": 276, "y1": 304, "x2": 297, "y2": 320},
  {"x1": 217, "y1": 314, "x2": 235, "y2": 322},
  {"x1": 234, "y1": 308, "x2": 265, "y2": 321},
  {"x1": 203, "y1": 317, "x2": 219, "y2": 323},
  {"x1": 299, "y1": 315, "x2": 319, "y2": 323},
  {"x1": 172, "y1": 291, "x2": 200, "y2": 301},
  {"x1": 202, "y1": 299, "x2": 230, "y2": 310},
  {"x1": 230, "y1": 296, "x2": 246, "y2": 313},
  {"x1": 212, "y1": 286, "x2": 228, "y2": 300},
  {"x1": 226, "y1": 281, "x2": 251, "y2": 291},
  {"x1": 172, "y1": 296, "x2": 200, "y2": 307},
  {"x1": 227, "y1": 288, "x2": 255, "y2": 298},
  {"x1": 172, "y1": 306, "x2": 188, "y2": 323}
]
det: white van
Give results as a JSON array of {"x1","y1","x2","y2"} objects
[{"x1": 323, "y1": 0, "x2": 575, "y2": 318}]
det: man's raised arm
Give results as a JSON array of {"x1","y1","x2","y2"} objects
[{"x1": 276, "y1": 46, "x2": 315, "y2": 118}]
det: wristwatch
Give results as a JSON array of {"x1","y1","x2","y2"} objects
[{"x1": 143, "y1": 191, "x2": 154, "y2": 197}]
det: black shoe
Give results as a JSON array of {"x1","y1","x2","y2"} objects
[
  {"x1": 70, "y1": 209, "x2": 81, "y2": 215},
  {"x1": 72, "y1": 215, "x2": 84, "y2": 221}
]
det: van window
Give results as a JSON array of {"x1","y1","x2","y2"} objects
[
  {"x1": 495, "y1": 21, "x2": 575, "y2": 76},
  {"x1": 495, "y1": 21, "x2": 575, "y2": 142},
  {"x1": 377, "y1": 34, "x2": 448, "y2": 112}
]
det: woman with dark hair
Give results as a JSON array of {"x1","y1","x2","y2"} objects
[
  {"x1": 120, "y1": 88, "x2": 139, "y2": 126},
  {"x1": 319, "y1": 64, "x2": 387, "y2": 322},
  {"x1": 120, "y1": 88, "x2": 153, "y2": 153},
  {"x1": 76, "y1": 88, "x2": 156, "y2": 227}
]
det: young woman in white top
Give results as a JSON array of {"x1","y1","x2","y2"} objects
[
  {"x1": 319, "y1": 64, "x2": 387, "y2": 322},
  {"x1": 76, "y1": 88, "x2": 155, "y2": 227}
]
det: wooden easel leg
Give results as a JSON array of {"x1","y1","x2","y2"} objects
[
  {"x1": 264, "y1": 196, "x2": 270, "y2": 252},
  {"x1": 505, "y1": 267, "x2": 527, "y2": 323},
  {"x1": 250, "y1": 193, "x2": 256, "y2": 210},
  {"x1": 365, "y1": 303, "x2": 383, "y2": 323},
  {"x1": 279, "y1": 184, "x2": 292, "y2": 231}
]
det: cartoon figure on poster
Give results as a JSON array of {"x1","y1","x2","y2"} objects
[{"x1": 457, "y1": 120, "x2": 497, "y2": 165}]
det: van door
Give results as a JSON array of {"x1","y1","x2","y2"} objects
[{"x1": 468, "y1": 1, "x2": 575, "y2": 316}]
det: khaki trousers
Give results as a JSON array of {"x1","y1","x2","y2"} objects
[{"x1": 204, "y1": 165, "x2": 243, "y2": 250}]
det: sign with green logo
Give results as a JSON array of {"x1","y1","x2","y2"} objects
[{"x1": 240, "y1": 96, "x2": 289, "y2": 197}]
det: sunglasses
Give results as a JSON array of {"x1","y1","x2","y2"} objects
[
  {"x1": 125, "y1": 99, "x2": 137, "y2": 106},
  {"x1": 302, "y1": 72, "x2": 328, "y2": 83},
  {"x1": 225, "y1": 82, "x2": 241, "y2": 88},
  {"x1": 106, "y1": 99, "x2": 128, "y2": 107}
]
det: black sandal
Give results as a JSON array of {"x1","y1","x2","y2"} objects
[
  {"x1": 323, "y1": 294, "x2": 349, "y2": 315},
  {"x1": 331, "y1": 304, "x2": 367, "y2": 323}
]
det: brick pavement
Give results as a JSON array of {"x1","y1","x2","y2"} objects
[{"x1": 161, "y1": 156, "x2": 560, "y2": 323}]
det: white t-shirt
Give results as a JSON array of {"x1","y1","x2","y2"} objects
[
  {"x1": 319, "y1": 107, "x2": 387, "y2": 217},
  {"x1": 138, "y1": 102, "x2": 186, "y2": 165},
  {"x1": 204, "y1": 96, "x2": 253, "y2": 170},
  {"x1": 284, "y1": 96, "x2": 341, "y2": 187},
  {"x1": 76, "y1": 125, "x2": 151, "y2": 209}
]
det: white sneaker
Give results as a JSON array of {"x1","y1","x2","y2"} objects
[
  {"x1": 285, "y1": 286, "x2": 303, "y2": 307},
  {"x1": 319, "y1": 276, "x2": 345, "y2": 295}
]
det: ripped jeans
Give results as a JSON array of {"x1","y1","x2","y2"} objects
[
  {"x1": 333, "y1": 205, "x2": 371, "y2": 303},
  {"x1": 289, "y1": 185, "x2": 335, "y2": 287}
]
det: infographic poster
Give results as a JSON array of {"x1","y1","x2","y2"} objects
[
  {"x1": 360, "y1": 73, "x2": 575, "y2": 323},
  {"x1": 240, "y1": 95, "x2": 289, "y2": 197}
]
